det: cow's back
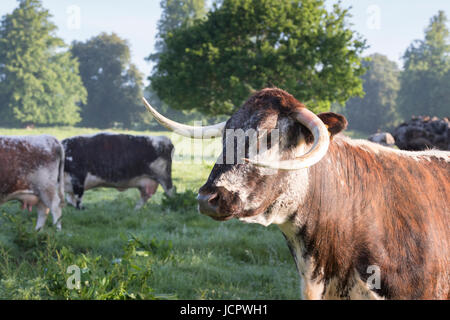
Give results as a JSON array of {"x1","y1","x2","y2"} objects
[
  {"x1": 321, "y1": 138, "x2": 449, "y2": 299},
  {"x1": 376, "y1": 150, "x2": 449, "y2": 299},
  {"x1": 0, "y1": 135, "x2": 63, "y2": 198},
  {"x1": 63, "y1": 133, "x2": 172, "y2": 183}
]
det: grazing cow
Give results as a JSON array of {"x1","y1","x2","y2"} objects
[
  {"x1": 393, "y1": 116, "x2": 450, "y2": 151},
  {"x1": 62, "y1": 133, "x2": 175, "y2": 210},
  {"x1": 0, "y1": 135, "x2": 64, "y2": 230},
  {"x1": 142, "y1": 88, "x2": 449, "y2": 300},
  {"x1": 368, "y1": 132, "x2": 395, "y2": 147}
]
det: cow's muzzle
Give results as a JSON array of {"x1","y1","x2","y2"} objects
[{"x1": 197, "y1": 192, "x2": 233, "y2": 221}]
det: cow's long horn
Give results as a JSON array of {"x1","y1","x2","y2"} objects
[
  {"x1": 142, "y1": 97, "x2": 225, "y2": 139},
  {"x1": 244, "y1": 108, "x2": 330, "y2": 170}
]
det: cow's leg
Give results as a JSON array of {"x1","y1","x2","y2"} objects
[
  {"x1": 135, "y1": 181, "x2": 158, "y2": 210},
  {"x1": 66, "y1": 192, "x2": 77, "y2": 208},
  {"x1": 35, "y1": 202, "x2": 50, "y2": 231},
  {"x1": 66, "y1": 174, "x2": 86, "y2": 210},
  {"x1": 72, "y1": 184, "x2": 85, "y2": 210},
  {"x1": 38, "y1": 188, "x2": 63, "y2": 231},
  {"x1": 64, "y1": 173, "x2": 76, "y2": 208},
  {"x1": 50, "y1": 201, "x2": 62, "y2": 231}
]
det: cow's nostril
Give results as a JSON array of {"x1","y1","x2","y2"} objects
[
  {"x1": 207, "y1": 192, "x2": 219, "y2": 206},
  {"x1": 197, "y1": 193, "x2": 218, "y2": 207},
  {"x1": 197, "y1": 192, "x2": 219, "y2": 216}
]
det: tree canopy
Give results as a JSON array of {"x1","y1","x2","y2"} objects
[
  {"x1": 149, "y1": 0, "x2": 367, "y2": 116},
  {"x1": 158, "y1": 0, "x2": 207, "y2": 37},
  {"x1": 397, "y1": 11, "x2": 450, "y2": 119},
  {"x1": 0, "y1": 0, "x2": 86, "y2": 126},
  {"x1": 148, "y1": 0, "x2": 207, "y2": 65},
  {"x1": 339, "y1": 53, "x2": 400, "y2": 134},
  {"x1": 144, "y1": 0, "x2": 209, "y2": 129},
  {"x1": 71, "y1": 33, "x2": 144, "y2": 129}
]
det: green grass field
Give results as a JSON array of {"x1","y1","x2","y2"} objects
[
  {"x1": 0, "y1": 126, "x2": 302, "y2": 300},
  {"x1": 0, "y1": 126, "x2": 367, "y2": 300}
]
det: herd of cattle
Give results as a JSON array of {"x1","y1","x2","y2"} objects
[
  {"x1": 0, "y1": 133, "x2": 175, "y2": 230},
  {"x1": 0, "y1": 88, "x2": 448, "y2": 300},
  {"x1": 393, "y1": 115, "x2": 450, "y2": 151},
  {"x1": 368, "y1": 115, "x2": 450, "y2": 151}
]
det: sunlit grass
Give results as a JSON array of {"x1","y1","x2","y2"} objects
[{"x1": 0, "y1": 127, "x2": 300, "y2": 299}]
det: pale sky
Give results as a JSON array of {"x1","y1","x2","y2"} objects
[{"x1": 1, "y1": 0, "x2": 450, "y2": 85}]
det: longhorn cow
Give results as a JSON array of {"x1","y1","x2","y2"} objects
[{"x1": 143, "y1": 88, "x2": 449, "y2": 300}]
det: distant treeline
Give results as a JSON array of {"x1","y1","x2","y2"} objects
[
  {"x1": 0, "y1": 0, "x2": 448, "y2": 134},
  {"x1": 334, "y1": 11, "x2": 450, "y2": 134}
]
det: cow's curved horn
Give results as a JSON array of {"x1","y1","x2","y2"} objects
[
  {"x1": 142, "y1": 97, "x2": 225, "y2": 139},
  {"x1": 244, "y1": 108, "x2": 330, "y2": 170}
]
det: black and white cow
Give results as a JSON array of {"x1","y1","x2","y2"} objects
[
  {"x1": 62, "y1": 133, "x2": 175, "y2": 209},
  {"x1": 0, "y1": 135, "x2": 65, "y2": 230}
]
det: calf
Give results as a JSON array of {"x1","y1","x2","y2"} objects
[
  {"x1": 62, "y1": 133, "x2": 175, "y2": 210},
  {"x1": 0, "y1": 135, "x2": 64, "y2": 230}
]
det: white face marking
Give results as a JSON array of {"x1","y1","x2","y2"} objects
[
  {"x1": 215, "y1": 162, "x2": 255, "y2": 205},
  {"x1": 237, "y1": 166, "x2": 309, "y2": 226},
  {"x1": 216, "y1": 118, "x2": 311, "y2": 226}
]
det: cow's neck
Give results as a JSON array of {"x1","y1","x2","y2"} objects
[{"x1": 278, "y1": 138, "x2": 382, "y2": 299}]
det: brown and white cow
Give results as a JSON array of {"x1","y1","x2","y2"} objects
[
  {"x1": 142, "y1": 88, "x2": 449, "y2": 300},
  {"x1": 0, "y1": 135, "x2": 65, "y2": 230}
]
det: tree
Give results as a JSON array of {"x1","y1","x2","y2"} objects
[
  {"x1": 144, "y1": 0, "x2": 208, "y2": 129},
  {"x1": 0, "y1": 0, "x2": 86, "y2": 126},
  {"x1": 149, "y1": 0, "x2": 367, "y2": 116},
  {"x1": 71, "y1": 33, "x2": 144, "y2": 129},
  {"x1": 148, "y1": 0, "x2": 207, "y2": 64},
  {"x1": 157, "y1": 0, "x2": 206, "y2": 36},
  {"x1": 339, "y1": 54, "x2": 400, "y2": 134},
  {"x1": 397, "y1": 11, "x2": 450, "y2": 119}
]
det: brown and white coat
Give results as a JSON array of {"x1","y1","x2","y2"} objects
[
  {"x1": 0, "y1": 135, "x2": 65, "y2": 230},
  {"x1": 145, "y1": 88, "x2": 450, "y2": 300}
]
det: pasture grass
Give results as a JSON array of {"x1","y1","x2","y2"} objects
[
  {"x1": 0, "y1": 125, "x2": 301, "y2": 299},
  {"x1": 0, "y1": 125, "x2": 368, "y2": 299}
]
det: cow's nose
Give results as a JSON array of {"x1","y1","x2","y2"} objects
[{"x1": 197, "y1": 192, "x2": 219, "y2": 216}]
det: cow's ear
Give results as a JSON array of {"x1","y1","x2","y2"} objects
[{"x1": 317, "y1": 112, "x2": 348, "y2": 137}]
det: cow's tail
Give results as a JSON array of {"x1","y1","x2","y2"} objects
[{"x1": 57, "y1": 141, "x2": 65, "y2": 207}]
